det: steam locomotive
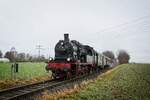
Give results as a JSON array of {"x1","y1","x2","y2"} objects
[{"x1": 46, "y1": 34, "x2": 111, "y2": 79}]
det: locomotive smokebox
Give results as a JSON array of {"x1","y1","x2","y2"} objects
[{"x1": 64, "y1": 33, "x2": 69, "y2": 42}]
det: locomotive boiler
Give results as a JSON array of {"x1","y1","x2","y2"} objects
[{"x1": 46, "y1": 34, "x2": 111, "y2": 78}]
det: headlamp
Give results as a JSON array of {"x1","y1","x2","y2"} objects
[
  {"x1": 49, "y1": 57, "x2": 53, "y2": 61},
  {"x1": 67, "y1": 58, "x2": 70, "y2": 61}
]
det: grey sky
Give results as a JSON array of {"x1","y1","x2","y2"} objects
[{"x1": 0, "y1": 0, "x2": 150, "y2": 63}]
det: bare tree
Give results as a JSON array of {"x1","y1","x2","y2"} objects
[
  {"x1": 17, "y1": 53, "x2": 26, "y2": 62},
  {"x1": 26, "y1": 53, "x2": 30, "y2": 61},
  {"x1": 102, "y1": 50, "x2": 115, "y2": 59},
  {"x1": 40, "y1": 55, "x2": 46, "y2": 61},
  {"x1": 28, "y1": 55, "x2": 33, "y2": 61},
  {"x1": 4, "y1": 47, "x2": 18, "y2": 62},
  {"x1": 0, "y1": 50, "x2": 2, "y2": 58},
  {"x1": 4, "y1": 51, "x2": 15, "y2": 62},
  {"x1": 117, "y1": 50, "x2": 130, "y2": 64}
]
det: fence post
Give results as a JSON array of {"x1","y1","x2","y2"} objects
[{"x1": 11, "y1": 64, "x2": 14, "y2": 79}]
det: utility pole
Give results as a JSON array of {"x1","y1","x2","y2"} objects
[{"x1": 36, "y1": 45, "x2": 43, "y2": 60}]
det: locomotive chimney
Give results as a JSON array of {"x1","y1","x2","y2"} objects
[{"x1": 64, "y1": 33, "x2": 69, "y2": 42}]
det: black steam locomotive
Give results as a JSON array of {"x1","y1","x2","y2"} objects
[{"x1": 46, "y1": 34, "x2": 111, "y2": 78}]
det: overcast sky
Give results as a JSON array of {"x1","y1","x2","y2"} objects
[{"x1": 0, "y1": 0, "x2": 150, "y2": 63}]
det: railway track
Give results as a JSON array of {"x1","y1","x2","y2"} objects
[
  {"x1": 0, "y1": 68, "x2": 112, "y2": 100},
  {"x1": 0, "y1": 79, "x2": 61, "y2": 100}
]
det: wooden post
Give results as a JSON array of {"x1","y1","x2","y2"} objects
[{"x1": 11, "y1": 64, "x2": 14, "y2": 79}]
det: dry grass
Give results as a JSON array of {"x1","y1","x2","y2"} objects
[
  {"x1": 36, "y1": 79, "x2": 96, "y2": 100},
  {"x1": 0, "y1": 76, "x2": 51, "y2": 90},
  {"x1": 35, "y1": 68, "x2": 115, "y2": 100}
]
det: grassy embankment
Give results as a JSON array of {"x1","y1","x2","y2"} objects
[
  {"x1": 40, "y1": 64, "x2": 150, "y2": 100},
  {"x1": 0, "y1": 62, "x2": 51, "y2": 89}
]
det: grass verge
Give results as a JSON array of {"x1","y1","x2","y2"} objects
[{"x1": 39, "y1": 64, "x2": 150, "y2": 100}]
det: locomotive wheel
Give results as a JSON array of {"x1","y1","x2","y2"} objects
[
  {"x1": 97, "y1": 67, "x2": 101, "y2": 72},
  {"x1": 76, "y1": 68, "x2": 82, "y2": 76},
  {"x1": 84, "y1": 67, "x2": 88, "y2": 74},
  {"x1": 66, "y1": 72, "x2": 72, "y2": 79},
  {"x1": 52, "y1": 73, "x2": 56, "y2": 79}
]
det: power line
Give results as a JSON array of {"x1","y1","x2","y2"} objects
[
  {"x1": 96, "y1": 14, "x2": 150, "y2": 34},
  {"x1": 87, "y1": 14, "x2": 150, "y2": 43},
  {"x1": 36, "y1": 45, "x2": 44, "y2": 58}
]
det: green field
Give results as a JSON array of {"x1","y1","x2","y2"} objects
[
  {"x1": 0, "y1": 62, "x2": 49, "y2": 80},
  {"x1": 67, "y1": 64, "x2": 150, "y2": 100}
]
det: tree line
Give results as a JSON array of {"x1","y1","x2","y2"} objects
[
  {"x1": 102, "y1": 50, "x2": 130, "y2": 64},
  {"x1": 0, "y1": 50, "x2": 47, "y2": 62},
  {"x1": 0, "y1": 49, "x2": 130, "y2": 64}
]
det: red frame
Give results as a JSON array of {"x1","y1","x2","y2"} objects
[
  {"x1": 47, "y1": 61, "x2": 95, "y2": 70},
  {"x1": 48, "y1": 62, "x2": 71, "y2": 70}
]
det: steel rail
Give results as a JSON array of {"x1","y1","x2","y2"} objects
[{"x1": 0, "y1": 79, "x2": 59, "y2": 100}]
